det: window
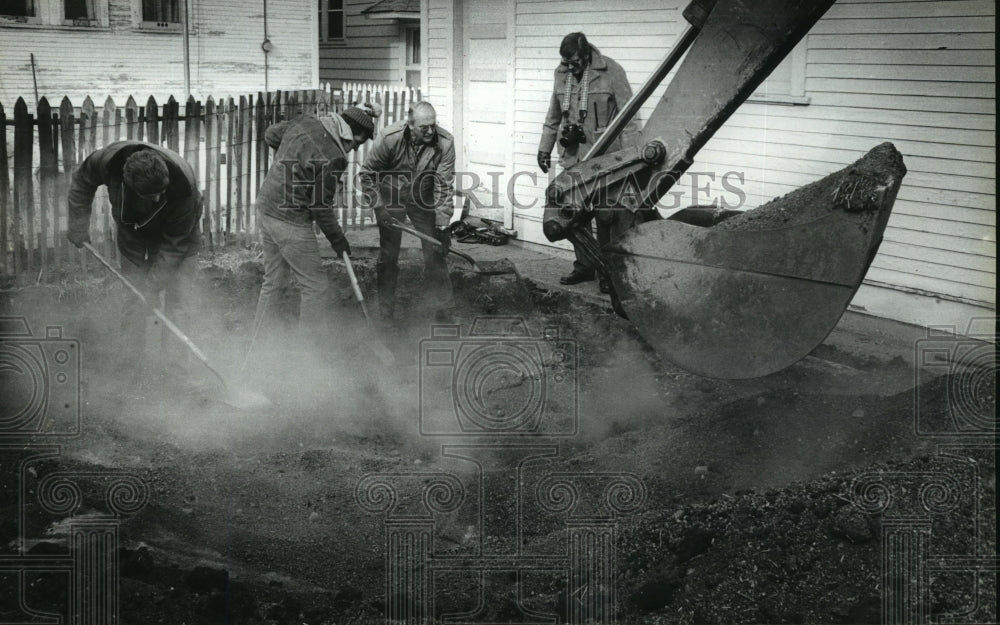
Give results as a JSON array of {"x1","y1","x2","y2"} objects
[
  {"x1": 406, "y1": 26, "x2": 420, "y2": 65},
  {"x1": 0, "y1": 0, "x2": 37, "y2": 19},
  {"x1": 142, "y1": 0, "x2": 178, "y2": 23},
  {"x1": 1, "y1": 0, "x2": 104, "y2": 26},
  {"x1": 749, "y1": 38, "x2": 810, "y2": 105},
  {"x1": 64, "y1": 0, "x2": 95, "y2": 23},
  {"x1": 404, "y1": 25, "x2": 421, "y2": 88},
  {"x1": 318, "y1": 0, "x2": 344, "y2": 43}
]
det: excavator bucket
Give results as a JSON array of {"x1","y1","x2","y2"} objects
[{"x1": 605, "y1": 143, "x2": 907, "y2": 379}]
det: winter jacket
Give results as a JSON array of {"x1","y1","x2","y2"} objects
[
  {"x1": 255, "y1": 113, "x2": 350, "y2": 250},
  {"x1": 539, "y1": 50, "x2": 641, "y2": 169},
  {"x1": 358, "y1": 119, "x2": 456, "y2": 229},
  {"x1": 67, "y1": 141, "x2": 202, "y2": 277}
]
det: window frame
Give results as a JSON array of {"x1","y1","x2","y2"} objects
[
  {"x1": 0, "y1": 0, "x2": 108, "y2": 28},
  {"x1": 62, "y1": 0, "x2": 97, "y2": 26},
  {"x1": 748, "y1": 37, "x2": 811, "y2": 106},
  {"x1": 318, "y1": 0, "x2": 346, "y2": 46},
  {"x1": 137, "y1": 0, "x2": 182, "y2": 32},
  {"x1": 0, "y1": 0, "x2": 41, "y2": 23},
  {"x1": 402, "y1": 23, "x2": 421, "y2": 88}
]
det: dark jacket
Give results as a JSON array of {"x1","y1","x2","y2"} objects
[
  {"x1": 255, "y1": 114, "x2": 349, "y2": 249},
  {"x1": 539, "y1": 50, "x2": 641, "y2": 168},
  {"x1": 358, "y1": 119, "x2": 456, "y2": 229},
  {"x1": 68, "y1": 141, "x2": 202, "y2": 273}
]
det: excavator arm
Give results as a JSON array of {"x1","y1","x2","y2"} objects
[{"x1": 543, "y1": 0, "x2": 907, "y2": 379}]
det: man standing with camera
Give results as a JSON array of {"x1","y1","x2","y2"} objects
[
  {"x1": 360, "y1": 101, "x2": 457, "y2": 325},
  {"x1": 537, "y1": 32, "x2": 640, "y2": 293}
]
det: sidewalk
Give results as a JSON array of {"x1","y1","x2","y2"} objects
[{"x1": 328, "y1": 226, "x2": 935, "y2": 368}]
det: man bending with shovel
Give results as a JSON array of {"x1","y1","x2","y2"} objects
[
  {"x1": 67, "y1": 141, "x2": 202, "y2": 381},
  {"x1": 359, "y1": 101, "x2": 457, "y2": 324}
]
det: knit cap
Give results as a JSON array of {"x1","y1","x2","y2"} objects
[{"x1": 341, "y1": 102, "x2": 382, "y2": 139}]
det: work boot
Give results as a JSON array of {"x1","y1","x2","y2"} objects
[{"x1": 559, "y1": 269, "x2": 596, "y2": 285}]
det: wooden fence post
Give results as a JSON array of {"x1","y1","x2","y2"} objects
[
  {"x1": 203, "y1": 97, "x2": 217, "y2": 250},
  {"x1": 101, "y1": 96, "x2": 116, "y2": 261},
  {"x1": 215, "y1": 97, "x2": 226, "y2": 246},
  {"x1": 224, "y1": 97, "x2": 235, "y2": 242},
  {"x1": 125, "y1": 96, "x2": 138, "y2": 140},
  {"x1": 234, "y1": 95, "x2": 246, "y2": 245},
  {"x1": 59, "y1": 97, "x2": 76, "y2": 270},
  {"x1": 77, "y1": 97, "x2": 95, "y2": 273},
  {"x1": 37, "y1": 98, "x2": 56, "y2": 281},
  {"x1": 255, "y1": 93, "x2": 266, "y2": 198},
  {"x1": 145, "y1": 96, "x2": 159, "y2": 145},
  {"x1": 12, "y1": 98, "x2": 33, "y2": 276},
  {"x1": 164, "y1": 95, "x2": 179, "y2": 153},
  {"x1": 0, "y1": 101, "x2": 9, "y2": 276}
]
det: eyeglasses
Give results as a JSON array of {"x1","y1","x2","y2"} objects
[{"x1": 561, "y1": 56, "x2": 584, "y2": 68}]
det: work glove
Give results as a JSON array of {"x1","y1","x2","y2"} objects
[
  {"x1": 330, "y1": 235, "x2": 351, "y2": 259},
  {"x1": 373, "y1": 205, "x2": 393, "y2": 228},
  {"x1": 435, "y1": 227, "x2": 451, "y2": 255},
  {"x1": 537, "y1": 151, "x2": 551, "y2": 174},
  {"x1": 67, "y1": 229, "x2": 91, "y2": 249}
]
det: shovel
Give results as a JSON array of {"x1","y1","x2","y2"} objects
[
  {"x1": 83, "y1": 242, "x2": 271, "y2": 410},
  {"x1": 384, "y1": 218, "x2": 484, "y2": 272},
  {"x1": 342, "y1": 252, "x2": 396, "y2": 367}
]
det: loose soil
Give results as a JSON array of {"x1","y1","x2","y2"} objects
[
  {"x1": 0, "y1": 246, "x2": 994, "y2": 624},
  {"x1": 715, "y1": 143, "x2": 906, "y2": 232}
]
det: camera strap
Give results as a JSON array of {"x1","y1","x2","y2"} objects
[{"x1": 561, "y1": 67, "x2": 590, "y2": 125}]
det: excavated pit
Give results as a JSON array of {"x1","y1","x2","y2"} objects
[{"x1": 0, "y1": 245, "x2": 993, "y2": 624}]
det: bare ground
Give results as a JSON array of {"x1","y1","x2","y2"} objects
[{"x1": 0, "y1": 247, "x2": 994, "y2": 624}]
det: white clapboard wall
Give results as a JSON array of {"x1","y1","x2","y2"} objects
[
  {"x1": 0, "y1": 0, "x2": 316, "y2": 104},
  {"x1": 319, "y1": 0, "x2": 406, "y2": 85},
  {"x1": 425, "y1": 0, "x2": 996, "y2": 329}
]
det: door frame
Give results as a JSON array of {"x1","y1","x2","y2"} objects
[{"x1": 455, "y1": 0, "x2": 516, "y2": 229}]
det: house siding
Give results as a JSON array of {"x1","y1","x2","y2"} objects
[
  {"x1": 425, "y1": 0, "x2": 453, "y2": 128},
  {"x1": 426, "y1": 0, "x2": 996, "y2": 329},
  {"x1": 319, "y1": 0, "x2": 407, "y2": 85},
  {"x1": 0, "y1": 0, "x2": 317, "y2": 104}
]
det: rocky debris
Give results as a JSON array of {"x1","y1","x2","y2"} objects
[
  {"x1": 184, "y1": 565, "x2": 230, "y2": 593},
  {"x1": 827, "y1": 507, "x2": 877, "y2": 544},
  {"x1": 674, "y1": 526, "x2": 716, "y2": 564},
  {"x1": 629, "y1": 565, "x2": 684, "y2": 610}
]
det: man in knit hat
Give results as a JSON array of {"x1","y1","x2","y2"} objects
[
  {"x1": 66, "y1": 141, "x2": 202, "y2": 379},
  {"x1": 359, "y1": 100, "x2": 456, "y2": 324},
  {"x1": 253, "y1": 104, "x2": 378, "y2": 336}
]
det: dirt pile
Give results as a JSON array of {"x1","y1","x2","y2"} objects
[{"x1": 715, "y1": 142, "x2": 905, "y2": 232}]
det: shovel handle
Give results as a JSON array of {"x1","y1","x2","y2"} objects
[
  {"x1": 82, "y1": 242, "x2": 213, "y2": 367},
  {"x1": 342, "y1": 252, "x2": 372, "y2": 324},
  {"x1": 387, "y1": 219, "x2": 478, "y2": 270}
]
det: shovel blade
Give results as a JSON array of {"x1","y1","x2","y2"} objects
[
  {"x1": 606, "y1": 143, "x2": 905, "y2": 379},
  {"x1": 219, "y1": 385, "x2": 273, "y2": 411}
]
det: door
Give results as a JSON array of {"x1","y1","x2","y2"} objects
[{"x1": 461, "y1": 0, "x2": 513, "y2": 223}]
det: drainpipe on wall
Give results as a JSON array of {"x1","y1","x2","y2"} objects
[{"x1": 181, "y1": 0, "x2": 191, "y2": 96}]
